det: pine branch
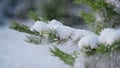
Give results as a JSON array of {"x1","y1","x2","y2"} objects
[
  {"x1": 40, "y1": 28, "x2": 68, "y2": 43},
  {"x1": 25, "y1": 35, "x2": 42, "y2": 45},
  {"x1": 82, "y1": 41, "x2": 120, "y2": 57},
  {"x1": 81, "y1": 46, "x2": 96, "y2": 57},
  {"x1": 10, "y1": 21, "x2": 39, "y2": 36},
  {"x1": 10, "y1": 21, "x2": 69, "y2": 44},
  {"x1": 50, "y1": 46, "x2": 75, "y2": 66}
]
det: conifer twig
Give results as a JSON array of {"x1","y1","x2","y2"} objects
[
  {"x1": 50, "y1": 46, "x2": 75, "y2": 66},
  {"x1": 10, "y1": 21, "x2": 39, "y2": 36}
]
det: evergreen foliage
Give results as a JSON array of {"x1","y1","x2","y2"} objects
[
  {"x1": 10, "y1": 21, "x2": 39, "y2": 36},
  {"x1": 10, "y1": 21, "x2": 69, "y2": 44},
  {"x1": 25, "y1": 35, "x2": 42, "y2": 45},
  {"x1": 10, "y1": 22, "x2": 72, "y2": 66},
  {"x1": 82, "y1": 42, "x2": 120, "y2": 57},
  {"x1": 50, "y1": 46, "x2": 75, "y2": 66},
  {"x1": 39, "y1": 28, "x2": 68, "y2": 43},
  {"x1": 74, "y1": 0, "x2": 120, "y2": 56}
]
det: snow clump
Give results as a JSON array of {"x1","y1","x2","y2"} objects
[
  {"x1": 78, "y1": 34, "x2": 99, "y2": 49},
  {"x1": 48, "y1": 19, "x2": 63, "y2": 26},
  {"x1": 48, "y1": 20, "x2": 74, "y2": 39},
  {"x1": 30, "y1": 19, "x2": 120, "y2": 49},
  {"x1": 71, "y1": 29, "x2": 94, "y2": 41},
  {"x1": 48, "y1": 19, "x2": 63, "y2": 29},
  {"x1": 54, "y1": 25, "x2": 75, "y2": 39},
  {"x1": 30, "y1": 21, "x2": 47, "y2": 32},
  {"x1": 99, "y1": 28, "x2": 120, "y2": 45}
]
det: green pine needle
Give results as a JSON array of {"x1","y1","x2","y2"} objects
[
  {"x1": 25, "y1": 35, "x2": 42, "y2": 45},
  {"x1": 10, "y1": 21, "x2": 39, "y2": 36},
  {"x1": 50, "y1": 46, "x2": 75, "y2": 66},
  {"x1": 82, "y1": 42, "x2": 120, "y2": 57}
]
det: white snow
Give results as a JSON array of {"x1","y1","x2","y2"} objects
[
  {"x1": 48, "y1": 19, "x2": 63, "y2": 26},
  {"x1": 47, "y1": 20, "x2": 63, "y2": 30},
  {"x1": 74, "y1": 56, "x2": 85, "y2": 68},
  {"x1": 71, "y1": 29, "x2": 94, "y2": 41},
  {"x1": 30, "y1": 19, "x2": 97, "y2": 41},
  {"x1": 99, "y1": 28, "x2": 120, "y2": 45},
  {"x1": 30, "y1": 19, "x2": 120, "y2": 48},
  {"x1": 0, "y1": 28, "x2": 72, "y2": 68},
  {"x1": 48, "y1": 20, "x2": 74, "y2": 39},
  {"x1": 30, "y1": 21, "x2": 48, "y2": 32},
  {"x1": 30, "y1": 20, "x2": 75, "y2": 39},
  {"x1": 78, "y1": 34, "x2": 99, "y2": 49},
  {"x1": 55, "y1": 25, "x2": 75, "y2": 39}
]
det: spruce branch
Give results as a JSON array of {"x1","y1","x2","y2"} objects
[
  {"x1": 50, "y1": 46, "x2": 75, "y2": 66},
  {"x1": 10, "y1": 21, "x2": 39, "y2": 36}
]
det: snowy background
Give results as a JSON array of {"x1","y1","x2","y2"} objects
[{"x1": 0, "y1": 26, "x2": 72, "y2": 68}]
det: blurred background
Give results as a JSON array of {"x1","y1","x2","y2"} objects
[{"x1": 0, "y1": 0, "x2": 90, "y2": 28}]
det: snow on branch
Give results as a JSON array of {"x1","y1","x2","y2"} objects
[
  {"x1": 10, "y1": 19, "x2": 120, "y2": 65},
  {"x1": 10, "y1": 21, "x2": 39, "y2": 36}
]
